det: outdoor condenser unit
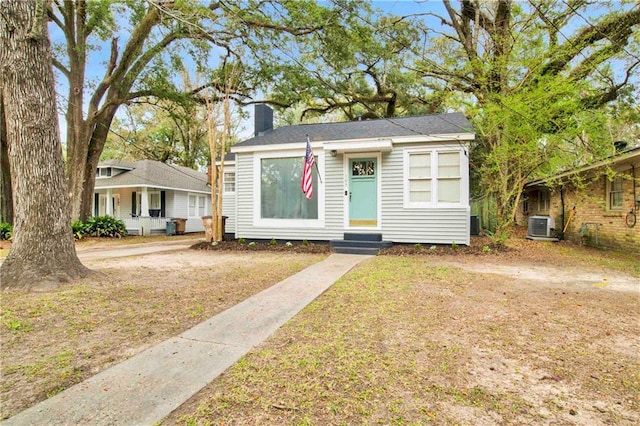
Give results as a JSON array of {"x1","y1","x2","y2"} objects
[{"x1": 528, "y1": 215, "x2": 555, "y2": 238}]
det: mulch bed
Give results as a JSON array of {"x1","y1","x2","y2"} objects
[{"x1": 190, "y1": 237, "x2": 508, "y2": 256}]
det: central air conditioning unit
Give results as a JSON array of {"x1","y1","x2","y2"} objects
[{"x1": 528, "y1": 215, "x2": 555, "y2": 238}]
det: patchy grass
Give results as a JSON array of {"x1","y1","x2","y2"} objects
[
  {"x1": 0, "y1": 251, "x2": 325, "y2": 419},
  {"x1": 2, "y1": 236, "x2": 638, "y2": 424},
  {"x1": 164, "y1": 254, "x2": 639, "y2": 425}
]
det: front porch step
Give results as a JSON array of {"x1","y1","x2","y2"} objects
[
  {"x1": 343, "y1": 232, "x2": 383, "y2": 242},
  {"x1": 330, "y1": 233, "x2": 392, "y2": 255},
  {"x1": 332, "y1": 246, "x2": 381, "y2": 255}
]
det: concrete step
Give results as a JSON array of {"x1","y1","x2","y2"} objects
[
  {"x1": 343, "y1": 232, "x2": 383, "y2": 242},
  {"x1": 330, "y1": 235, "x2": 392, "y2": 255},
  {"x1": 330, "y1": 239, "x2": 393, "y2": 250},
  {"x1": 332, "y1": 246, "x2": 380, "y2": 255}
]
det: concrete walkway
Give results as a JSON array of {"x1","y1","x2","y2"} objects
[
  {"x1": 75, "y1": 238, "x2": 202, "y2": 262},
  {"x1": 2, "y1": 253, "x2": 371, "y2": 426}
]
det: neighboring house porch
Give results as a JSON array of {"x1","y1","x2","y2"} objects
[{"x1": 94, "y1": 160, "x2": 212, "y2": 235}]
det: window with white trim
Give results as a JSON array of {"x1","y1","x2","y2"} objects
[
  {"x1": 260, "y1": 157, "x2": 318, "y2": 219},
  {"x1": 224, "y1": 172, "x2": 236, "y2": 193},
  {"x1": 607, "y1": 176, "x2": 623, "y2": 210},
  {"x1": 437, "y1": 151, "x2": 460, "y2": 203},
  {"x1": 188, "y1": 194, "x2": 206, "y2": 217},
  {"x1": 149, "y1": 191, "x2": 161, "y2": 210},
  {"x1": 404, "y1": 148, "x2": 465, "y2": 208},
  {"x1": 95, "y1": 167, "x2": 112, "y2": 178},
  {"x1": 408, "y1": 153, "x2": 431, "y2": 202},
  {"x1": 537, "y1": 189, "x2": 550, "y2": 212}
]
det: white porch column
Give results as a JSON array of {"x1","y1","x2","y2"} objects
[
  {"x1": 140, "y1": 187, "x2": 149, "y2": 216},
  {"x1": 106, "y1": 188, "x2": 113, "y2": 216},
  {"x1": 139, "y1": 187, "x2": 151, "y2": 236}
]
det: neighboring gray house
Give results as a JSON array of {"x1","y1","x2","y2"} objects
[
  {"x1": 227, "y1": 105, "x2": 474, "y2": 247},
  {"x1": 93, "y1": 159, "x2": 211, "y2": 235}
]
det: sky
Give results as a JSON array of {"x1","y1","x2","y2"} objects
[{"x1": 49, "y1": 0, "x2": 638, "y2": 146}]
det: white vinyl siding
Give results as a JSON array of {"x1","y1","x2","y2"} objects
[
  {"x1": 234, "y1": 150, "x2": 342, "y2": 240},
  {"x1": 387, "y1": 144, "x2": 470, "y2": 244},
  {"x1": 233, "y1": 140, "x2": 469, "y2": 245},
  {"x1": 221, "y1": 166, "x2": 237, "y2": 235}
]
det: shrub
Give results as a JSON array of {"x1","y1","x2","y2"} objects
[
  {"x1": 486, "y1": 228, "x2": 509, "y2": 246},
  {"x1": 302, "y1": 239, "x2": 309, "y2": 246},
  {"x1": 270, "y1": 238, "x2": 277, "y2": 246},
  {"x1": 71, "y1": 220, "x2": 87, "y2": 240},
  {"x1": 238, "y1": 237, "x2": 246, "y2": 244},
  {"x1": 0, "y1": 222, "x2": 12, "y2": 240},
  {"x1": 83, "y1": 216, "x2": 127, "y2": 238}
]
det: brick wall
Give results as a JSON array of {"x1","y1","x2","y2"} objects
[{"x1": 518, "y1": 162, "x2": 640, "y2": 254}]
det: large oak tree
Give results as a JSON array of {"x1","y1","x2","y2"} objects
[
  {"x1": 49, "y1": 0, "x2": 362, "y2": 221},
  {"x1": 411, "y1": 0, "x2": 640, "y2": 231},
  {"x1": 1, "y1": 0, "x2": 89, "y2": 290}
]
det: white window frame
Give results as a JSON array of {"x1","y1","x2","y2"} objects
[
  {"x1": 403, "y1": 146, "x2": 468, "y2": 209},
  {"x1": 149, "y1": 191, "x2": 161, "y2": 210},
  {"x1": 252, "y1": 149, "x2": 325, "y2": 228},
  {"x1": 607, "y1": 176, "x2": 624, "y2": 211},
  {"x1": 98, "y1": 194, "x2": 107, "y2": 216},
  {"x1": 537, "y1": 188, "x2": 550, "y2": 212},
  {"x1": 188, "y1": 193, "x2": 208, "y2": 218},
  {"x1": 96, "y1": 167, "x2": 111, "y2": 178},
  {"x1": 223, "y1": 171, "x2": 236, "y2": 193},
  {"x1": 343, "y1": 151, "x2": 383, "y2": 230}
]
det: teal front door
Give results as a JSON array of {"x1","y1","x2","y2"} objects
[{"x1": 349, "y1": 157, "x2": 377, "y2": 227}]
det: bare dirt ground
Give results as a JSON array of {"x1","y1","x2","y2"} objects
[{"x1": 1, "y1": 234, "x2": 639, "y2": 424}]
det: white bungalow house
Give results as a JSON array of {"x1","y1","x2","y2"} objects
[
  {"x1": 226, "y1": 105, "x2": 474, "y2": 252},
  {"x1": 93, "y1": 159, "x2": 211, "y2": 235}
]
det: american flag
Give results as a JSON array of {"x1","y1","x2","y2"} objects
[{"x1": 301, "y1": 136, "x2": 315, "y2": 199}]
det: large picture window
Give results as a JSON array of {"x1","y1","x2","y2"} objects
[
  {"x1": 404, "y1": 148, "x2": 465, "y2": 208},
  {"x1": 261, "y1": 157, "x2": 318, "y2": 219}
]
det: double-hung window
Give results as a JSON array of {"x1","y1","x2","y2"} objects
[
  {"x1": 437, "y1": 152, "x2": 461, "y2": 203},
  {"x1": 188, "y1": 194, "x2": 206, "y2": 218},
  {"x1": 404, "y1": 148, "x2": 465, "y2": 208},
  {"x1": 608, "y1": 176, "x2": 623, "y2": 210},
  {"x1": 408, "y1": 153, "x2": 431, "y2": 203},
  {"x1": 224, "y1": 172, "x2": 236, "y2": 193}
]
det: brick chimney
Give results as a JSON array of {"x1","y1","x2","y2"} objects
[{"x1": 254, "y1": 104, "x2": 273, "y2": 137}]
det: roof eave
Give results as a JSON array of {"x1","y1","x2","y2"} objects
[{"x1": 526, "y1": 148, "x2": 640, "y2": 187}]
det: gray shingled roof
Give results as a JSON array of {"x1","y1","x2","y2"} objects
[
  {"x1": 94, "y1": 159, "x2": 210, "y2": 193},
  {"x1": 235, "y1": 112, "x2": 473, "y2": 147}
]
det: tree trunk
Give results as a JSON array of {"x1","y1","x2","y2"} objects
[
  {"x1": 0, "y1": 92, "x2": 13, "y2": 224},
  {"x1": 0, "y1": 0, "x2": 90, "y2": 290}
]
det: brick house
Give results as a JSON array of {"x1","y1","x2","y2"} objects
[{"x1": 517, "y1": 147, "x2": 640, "y2": 253}]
